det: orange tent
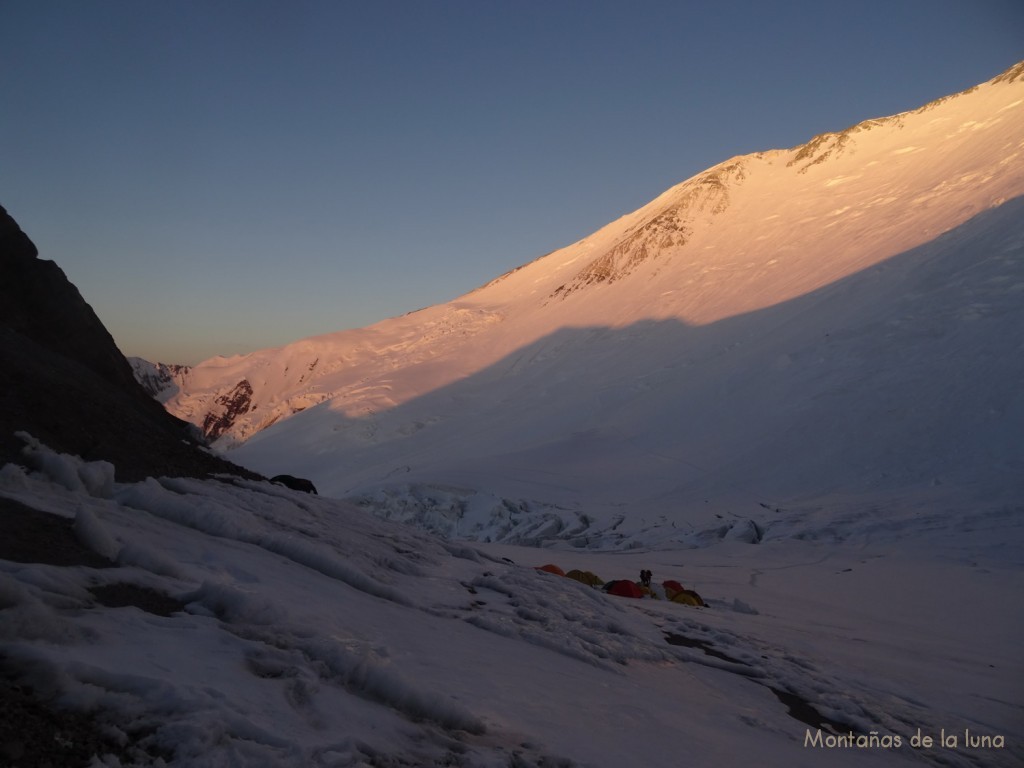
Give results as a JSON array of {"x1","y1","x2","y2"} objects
[{"x1": 536, "y1": 564, "x2": 566, "y2": 576}]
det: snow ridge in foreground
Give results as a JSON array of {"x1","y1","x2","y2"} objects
[{"x1": 1, "y1": 443, "x2": 1021, "y2": 767}]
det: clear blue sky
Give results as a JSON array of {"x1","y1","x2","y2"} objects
[{"x1": 3, "y1": 1, "x2": 1022, "y2": 364}]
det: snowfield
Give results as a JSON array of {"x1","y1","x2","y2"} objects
[{"x1": 1, "y1": 441, "x2": 1021, "y2": 767}]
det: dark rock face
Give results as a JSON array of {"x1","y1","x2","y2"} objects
[
  {"x1": 0, "y1": 204, "x2": 260, "y2": 482},
  {"x1": 202, "y1": 379, "x2": 253, "y2": 440},
  {"x1": 0, "y1": 208, "x2": 140, "y2": 393}
]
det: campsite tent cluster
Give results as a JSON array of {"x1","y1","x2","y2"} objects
[{"x1": 535, "y1": 564, "x2": 706, "y2": 607}]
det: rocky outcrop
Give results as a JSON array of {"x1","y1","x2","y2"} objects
[
  {"x1": 270, "y1": 474, "x2": 318, "y2": 494},
  {"x1": 551, "y1": 161, "x2": 743, "y2": 299},
  {"x1": 202, "y1": 379, "x2": 254, "y2": 440},
  {"x1": 0, "y1": 204, "x2": 260, "y2": 482}
]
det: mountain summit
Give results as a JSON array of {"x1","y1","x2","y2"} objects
[{"x1": 154, "y1": 62, "x2": 1024, "y2": 542}]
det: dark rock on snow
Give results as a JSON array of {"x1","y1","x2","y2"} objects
[{"x1": 271, "y1": 473, "x2": 319, "y2": 494}]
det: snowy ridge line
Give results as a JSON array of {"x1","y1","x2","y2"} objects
[{"x1": 155, "y1": 62, "x2": 1024, "y2": 481}]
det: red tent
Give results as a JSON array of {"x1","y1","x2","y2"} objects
[
  {"x1": 606, "y1": 580, "x2": 644, "y2": 599},
  {"x1": 662, "y1": 579, "x2": 686, "y2": 597}
]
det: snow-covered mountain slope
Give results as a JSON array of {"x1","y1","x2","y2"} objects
[
  {"x1": 2, "y1": 443, "x2": 1021, "y2": 767},
  {"x1": 165, "y1": 62, "x2": 1024, "y2": 539},
  {"x1": 128, "y1": 357, "x2": 191, "y2": 404}
]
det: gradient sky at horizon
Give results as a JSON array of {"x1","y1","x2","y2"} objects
[{"x1": 3, "y1": 0, "x2": 1023, "y2": 365}]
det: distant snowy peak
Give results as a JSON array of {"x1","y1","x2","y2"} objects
[
  {"x1": 151, "y1": 302, "x2": 509, "y2": 444},
  {"x1": 128, "y1": 357, "x2": 191, "y2": 403}
]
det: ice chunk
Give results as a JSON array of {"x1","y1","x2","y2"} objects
[{"x1": 73, "y1": 505, "x2": 120, "y2": 561}]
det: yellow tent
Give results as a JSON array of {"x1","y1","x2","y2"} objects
[
  {"x1": 565, "y1": 569, "x2": 604, "y2": 587},
  {"x1": 663, "y1": 579, "x2": 706, "y2": 607},
  {"x1": 669, "y1": 590, "x2": 705, "y2": 607}
]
